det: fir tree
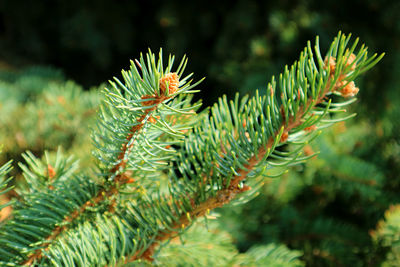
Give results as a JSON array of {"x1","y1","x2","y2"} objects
[{"x1": 0, "y1": 32, "x2": 384, "y2": 266}]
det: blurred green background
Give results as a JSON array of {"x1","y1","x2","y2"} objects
[
  {"x1": 0, "y1": 0, "x2": 397, "y2": 108},
  {"x1": 0, "y1": 0, "x2": 399, "y2": 266}
]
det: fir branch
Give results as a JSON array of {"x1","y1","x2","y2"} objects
[
  {"x1": 130, "y1": 91, "x2": 322, "y2": 261},
  {"x1": 14, "y1": 150, "x2": 94, "y2": 266},
  {"x1": 0, "y1": 174, "x2": 99, "y2": 265},
  {"x1": 123, "y1": 32, "x2": 384, "y2": 262},
  {"x1": 1, "y1": 150, "x2": 97, "y2": 266},
  {"x1": 17, "y1": 148, "x2": 79, "y2": 194},
  {"x1": 18, "y1": 50, "x2": 203, "y2": 265},
  {"x1": 0, "y1": 33, "x2": 384, "y2": 266},
  {"x1": 92, "y1": 50, "x2": 203, "y2": 182}
]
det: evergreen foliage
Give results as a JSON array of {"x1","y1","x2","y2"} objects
[
  {"x1": 0, "y1": 66, "x2": 100, "y2": 171},
  {"x1": 372, "y1": 205, "x2": 400, "y2": 267},
  {"x1": 0, "y1": 33, "x2": 389, "y2": 266}
]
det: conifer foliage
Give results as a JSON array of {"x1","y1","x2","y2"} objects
[{"x1": 0, "y1": 33, "x2": 383, "y2": 266}]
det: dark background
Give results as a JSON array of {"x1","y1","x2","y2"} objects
[{"x1": 0, "y1": 0, "x2": 398, "y2": 110}]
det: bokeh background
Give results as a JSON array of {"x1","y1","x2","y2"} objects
[
  {"x1": 0, "y1": 1, "x2": 399, "y2": 266},
  {"x1": 0, "y1": 0, "x2": 398, "y2": 107}
]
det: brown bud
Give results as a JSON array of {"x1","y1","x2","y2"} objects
[
  {"x1": 324, "y1": 56, "x2": 336, "y2": 74},
  {"x1": 48, "y1": 164, "x2": 56, "y2": 179},
  {"x1": 345, "y1": 53, "x2": 357, "y2": 71},
  {"x1": 280, "y1": 132, "x2": 289, "y2": 143},
  {"x1": 159, "y1": 72, "x2": 179, "y2": 95},
  {"x1": 340, "y1": 81, "x2": 359, "y2": 98}
]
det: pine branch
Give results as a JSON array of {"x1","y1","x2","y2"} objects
[
  {"x1": 121, "y1": 32, "x2": 384, "y2": 262},
  {"x1": 17, "y1": 148, "x2": 79, "y2": 194},
  {"x1": 4, "y1": 149, "x2": 96, "y2": 266},
  {"x1": 8, "y1": 50, "x2": 203, "y2": 266},
  {"x1": 0, "y1": 33, "x2": 384, "y2": 266},
  {"x1": 92, "y1": 50, "x2": 203, "y2": 181},
  {"x1": 0, "y1": 173, "x2": 99, "y2": 264}
]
